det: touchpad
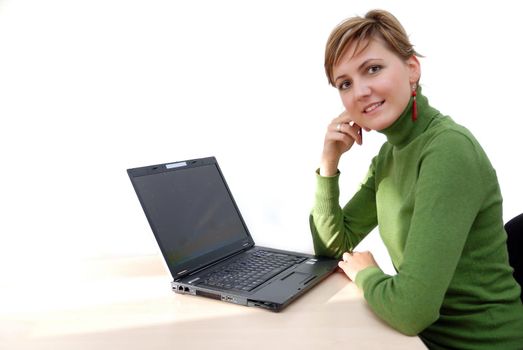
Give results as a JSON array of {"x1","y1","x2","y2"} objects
[{"x1": 280, "y1": 271, "x2": 311, "y2": 285}]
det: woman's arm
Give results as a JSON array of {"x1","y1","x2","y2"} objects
[
  {"x1": 354, "y1": 130, "x2": 487, "y2": 335},
  {"x1": 310, "y1": 160, "x2": 378, "y2": 258}
]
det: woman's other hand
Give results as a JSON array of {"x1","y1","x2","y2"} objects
[{"x1": 337, "y1": 251, "x2": 379, "y2": 282}]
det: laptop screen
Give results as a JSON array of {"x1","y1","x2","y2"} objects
[{"x1": 130, "y1": 160, "x2": 253, "y2": 276}]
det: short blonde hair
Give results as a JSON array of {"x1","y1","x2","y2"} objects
[{"x1": 324, "y1": 9, "x2": 421, "y2": 86}]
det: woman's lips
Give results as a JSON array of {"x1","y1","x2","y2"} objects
[{"x1": 363, "y1": 100, "x2": 385, "y2": 114}]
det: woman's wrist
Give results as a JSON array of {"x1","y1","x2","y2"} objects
[{"x1": 319, "y1": 158, "x2": 339, "y2": 177}]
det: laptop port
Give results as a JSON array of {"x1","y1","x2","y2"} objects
[
  {"x1": 221, "y1": 295, "x2": 235, "y2": 303},
  {"x1": 184, "y1": 287, "x2": 190, "y2": 293},
  {"x1": 247, "y1": 299, "x2": 278, "y2": 310},
  {"x1": 195, "y1": 290, "x2": 221, "y2": 300}
]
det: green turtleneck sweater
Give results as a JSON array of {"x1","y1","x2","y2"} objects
[{"x1": 310, "y1": 89, "x2": 523, "y2": 349}]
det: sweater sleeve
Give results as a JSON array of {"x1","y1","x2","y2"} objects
[
  {"x1": 310, "y1": 160, "x2": 378, "y2": 258},
  {"x1": 355, "y1": 130, "x2": 487, "y2": 336}
]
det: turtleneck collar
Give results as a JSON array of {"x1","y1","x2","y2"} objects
[{"x1": 377, "y1": 86, "x2": 439, "y2": 148}]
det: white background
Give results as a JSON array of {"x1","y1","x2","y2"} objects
[{"x1": 1, "y1": 0, "x2": 522, "y2": 281}]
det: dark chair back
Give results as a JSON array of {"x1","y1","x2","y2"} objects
[{"x1": 505, "y1": 213, "x2": 523, "y2": 303}]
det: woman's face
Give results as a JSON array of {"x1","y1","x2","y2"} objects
[{"x1": 332, "y1": 37, "x2": 420, "y2": 131}]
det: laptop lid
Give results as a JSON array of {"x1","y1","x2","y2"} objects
[{"x1": 127, "y1": 157, "x2": 255, "y2": 279}]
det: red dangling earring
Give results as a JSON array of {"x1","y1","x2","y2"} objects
[{"x1": 411, "y1": 84, "x2": 417, "y2": 122}]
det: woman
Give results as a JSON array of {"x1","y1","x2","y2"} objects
[{"x1": 310, "y1": 9, "x2": 523, "y2": 350}]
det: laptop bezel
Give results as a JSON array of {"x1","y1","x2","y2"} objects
[{"x1": 127, "y1": 156, "x2": 256, "y2": 279}]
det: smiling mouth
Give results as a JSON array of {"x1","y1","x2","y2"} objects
[{"x1": 363, "y1": 101, "x2": 385, "y2": 114}]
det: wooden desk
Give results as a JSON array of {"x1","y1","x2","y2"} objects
[{"x1": 0, "y1": 255, "x2": 426, "y2": 349}]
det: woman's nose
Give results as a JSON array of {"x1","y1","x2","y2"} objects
[{"x1": 354, "y1": 82, "x2": 371, "y2": 100}]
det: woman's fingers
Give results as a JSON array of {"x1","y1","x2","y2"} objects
[
  {"x1": 326, "y1": 129, "x2": 352, "y2": 147},
  {"x1": 332, "y1": 121, "x2": 362, "y2": 145}
]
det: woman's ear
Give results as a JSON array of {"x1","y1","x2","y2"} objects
[{"x1": 406, "y1": 55, "x2": 421, "y2": 84}]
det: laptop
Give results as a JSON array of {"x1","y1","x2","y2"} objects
[{"x1": 127, "y1": 156, "x2": 338, "y2": 311}]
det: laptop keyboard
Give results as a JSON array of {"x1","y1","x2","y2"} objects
[{"x1": 199, "y1": 250, "x2": 307, "y2": 292}]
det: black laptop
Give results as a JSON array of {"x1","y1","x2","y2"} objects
[{"x1": 127, "y1": 156, "x2": 338, "y2": 311}]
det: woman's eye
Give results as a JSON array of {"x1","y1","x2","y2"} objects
[
  {"x1": 338, "y1": 81, "x2": 351, "y2": 90},
  {"x1": 368, "y1": 65, "x2": 382, "y2": 74}
]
